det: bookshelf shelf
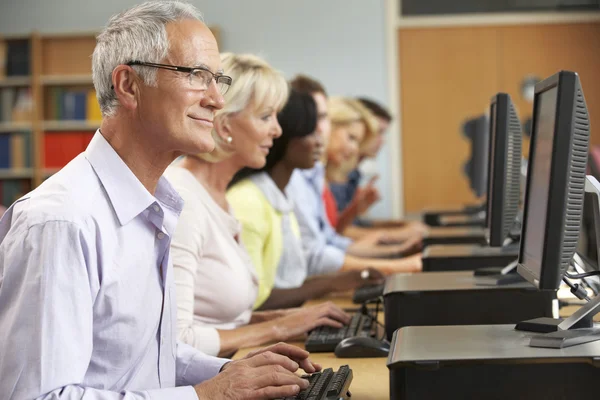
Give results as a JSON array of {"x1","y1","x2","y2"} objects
[
  {"x1": 0, "y1": 122, "x2": 32, "y2": 133},
  {"x1": 41, "y1": 74, "x2": 93, "y2": 86},
  {"x1": 0, "y1": 76, "x2": 31, "y2": 87},
  {"x1": 43, "y1": 120, "x2": 100, "y2": 131},
  {"x1": 0, "y1": 168, "x2": 33, "y2": 179},
  {"x1": 42, "y1": 168, "x2": 60, "y2": 178}
]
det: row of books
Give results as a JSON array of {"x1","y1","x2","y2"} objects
[
  {"x1": 0, "y1": 88, "x2": 33, "y2": 123},
  {"x1": 0, "y1": 39, "x2": 30, "y2": 78},
  {"x1": 0, "y1": 179, "x2": 30, "y2": 208},
  {"x1": 0, "y1": 132, "x2": 31, "y2": 169},
  {"x1": 0, "y1": 130, "x2": 94, "y2": 171},
  {"x1": 47, "y1": 88, "x2": 102, "y2": 122},
  {"x1": 44, "y1": 131, "x2": 95, "y2": 168}
]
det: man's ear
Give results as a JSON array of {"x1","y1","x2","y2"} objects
[{"x1": 112, "y1": 65, "x2": 139, "y2": 111}]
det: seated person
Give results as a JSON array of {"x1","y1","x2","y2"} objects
[
  {"x1": 287, "y1": 75, "x2": 423, "y2": 277},
  {"x1": 324, "y1": 97, "x2": 424, "y2": 254},
  {"x1": 332, "y1": 97, "x2": 428, "y2": 234},
  {"x1": 226, "y1": 87, "x2": 383, "y2": 311},
  {"x1": 167, "y1": 54, "x2": 375, "y2": 354},
  {"x1": 0, "y1": 3, "x2": 319, "y2": 399}
]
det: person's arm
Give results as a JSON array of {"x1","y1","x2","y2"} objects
[
  {"x1": 341, "y1": 253, "x2": 423, "y2": 274},
  {"x1": 171, "y1": 204, "x2": 222, "y2": 357},
  {"x1": 212, "y1": 302, "x2": 350, "y2": 356},
  {"x1": 0, "y1": 220, "x2": 196, "y2": 400},
  {"x1": 257, "y1": 269, "x2": 385, "y2": 310},
  {"x1": 292, "y1": 195, "x2": 351, "y2": 276},
  {"x1": 335, "y1": 176, "x2": 380, "y2": 234}
]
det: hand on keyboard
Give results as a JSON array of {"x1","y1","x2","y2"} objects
[
  {"x1": 332, "y1": 268, "x2": 384, "y2": 292},
  {"x1": 279, "y1": 365, "x2": 353, "y2": 400},
  {"x1": 194, "y1": 343, "x2": 321, "y2": 399},
  {"x1": 272, "y1": 302, "x2": 352, "y2": 342}
]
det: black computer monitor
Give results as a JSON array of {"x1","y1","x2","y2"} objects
[
  {"x1": 463, "y1": 114, "x2": 490, "y2": 198},
  {"x1": 514, "y1": 71, "x2": 594, "y2": 348},
  {"x1": 517, "y1": 71, "x2": 590, "y2": 291},
  {"x1": 485, "y1": 93, "x2": 523, "y2": 247}
]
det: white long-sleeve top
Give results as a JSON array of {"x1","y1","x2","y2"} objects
[{"x1": 165, "y1": 166, "x2": 259, "y2": 356}]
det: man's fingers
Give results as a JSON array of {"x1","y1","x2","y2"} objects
[
  {"x1": 255, "y1": 384, "x2": 304, "y2": 400},
  {"x1": 258, "y1": 343, "x2": 311, "y2": 364},
  {"x1": 245, "y1": 351, "x2": 300, "y2": 372},
  {"x1": 253, "y1": 365, "x2": 309, "y2": 390}
]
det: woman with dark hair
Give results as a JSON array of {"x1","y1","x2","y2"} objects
[{"x1": 228, "y1": 90, "x2": 384, "y2": 310}]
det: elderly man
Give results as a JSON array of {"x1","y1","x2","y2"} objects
[{"x1": 0, "y1": 2, "x2": 317, "y2": 399}]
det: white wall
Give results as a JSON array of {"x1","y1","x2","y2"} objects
[{"x1": 0, "y1": 0, "x2": 396, "y2": 218}]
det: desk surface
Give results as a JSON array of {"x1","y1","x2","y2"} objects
[
  {"x1": 384, "y1": 270, "x2": 535, "y2": 293},
  {"x1": 426, "y1": 226, "x2": 484, "y2": 238},
  {"x1": 423, "y1": 243, "x2": 519, "y2": 258},
  {"x1": 233, "y1": 341, "x2": 389, "y2": 400},
  {"x1": 388, "y1": 324, "x2": 600, "y2": 368}
]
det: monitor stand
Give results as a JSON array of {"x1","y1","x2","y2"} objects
[
  {"x1": 517, "y1": 176, "x2": 600, "y2": 348},
  {"x1": 515, "y1": 259, "x2": 599, "y2": 346}
]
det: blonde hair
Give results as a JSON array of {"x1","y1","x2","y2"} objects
[
  {"x1": 328, "y1": 97, "x2": 378, "y2": 150},
  {"x1": 198, "y1": 53, "x2": 289, "y2": 162}
]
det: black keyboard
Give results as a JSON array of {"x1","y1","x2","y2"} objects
[
  {"x1": 352, "y1": 284, "x2": 384, "y2": 304},
  {"x1": 306, "y1": 313, "x2": 375, "y2": 352},
  {"x1": 279, "y1": 365, "x2": 353, "y2": 400}
]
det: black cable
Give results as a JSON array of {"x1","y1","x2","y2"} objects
[
  {"x1": 360, "y1": 297, "x2": 387, "y2": 341},
  {"x1": 565, "y1": 270, "x2": 600, "y2": 279},
  {"x1": 563, "y1": 276, "x2": 591, "y2": 302}
]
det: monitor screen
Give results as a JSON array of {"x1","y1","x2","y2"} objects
[
  {"x1": 520, "y1": 86, "x2": 558, "y2": 279},
  {"x1": 485, "y1": 102, "x2": 497, "y2": 229}
]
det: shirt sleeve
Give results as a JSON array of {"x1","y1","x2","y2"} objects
[
  {"x1": 287, "y1": 175, "x2": 350, "y2": 276},
  {"x1": 0, "y1": 219, "x2": 198, "y2": 400},
  {"x1": 171, "y1": 200, "x2": 221, "y2": 357}
]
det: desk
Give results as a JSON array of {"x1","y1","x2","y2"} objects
[
  {"x1": 387, "y1": 324, "x2": 600, "y2": 399},
  {"x1": 383, "y1": 271, "x2": 554, "y2": 340},
  {"x1": 304, "y1": 292, "x2": 356, "y2": 311},
  {"x1": 233, "y1": 342, "x2": 389, "y2": 400}
]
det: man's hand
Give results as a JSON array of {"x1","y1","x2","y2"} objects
[{"x1": 194, "y1": 343, "x2": 321, "y2": 399}]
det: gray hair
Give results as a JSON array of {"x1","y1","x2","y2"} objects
[{"x1": 92, "y1": 1, "x2": 203, "y2": 117}]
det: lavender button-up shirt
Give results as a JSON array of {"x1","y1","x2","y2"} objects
[{"x1": 0, "y1": 132, "x2": 227, "y2": 399}]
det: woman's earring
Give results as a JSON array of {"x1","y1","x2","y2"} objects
[{"x1": 226, "y1": 136, "x2": 233, "y2": 144}]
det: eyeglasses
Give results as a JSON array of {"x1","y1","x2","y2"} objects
[{"x1": 126, "y1": 61, "x2": 232, "y2": 95}]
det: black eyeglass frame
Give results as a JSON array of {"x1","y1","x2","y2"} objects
[{"x1": 111, "y1": 60, "x2": 232, "y2": 93}]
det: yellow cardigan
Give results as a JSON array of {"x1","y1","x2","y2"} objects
[{"x1": 227, "y1": 179, "x2": 302, "y2": 309}]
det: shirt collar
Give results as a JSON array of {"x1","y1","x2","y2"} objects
[
  {"x1": 248, "y1": 172, "x2": 294, "y2": 213},
  {"x1": 85, "y1": 131, "x2": 184, "y2": 226}
]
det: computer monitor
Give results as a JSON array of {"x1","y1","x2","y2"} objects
[
  {"x1": 463, "y1": 114, "x2": 490, "y2": 198},
  {"x1": 485, "y1": 93, "x2": 523, "y2": 247},
  {"x1": 517, "y1": 71, "x2": 590, "y2": 291},
  {"x1": 514, "y1": 70, "x2": 595, "y2": 348}
]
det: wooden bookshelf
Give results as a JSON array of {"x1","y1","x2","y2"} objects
[
  {"x1": 0, "y1": 76, "x2": 31, "y2": 87},
  {"x1": 0, "y1": 168, "x2": 33, "y2": 179},
  {"x1": 0, "y1": 31, "x2": 100, "y2": 202},
  {"x1": 43, "y1": 120, "x2": 100, "y2": 131},
  {"x1": 41, "y1": 74, "x2": 93, "y2": 86},
  {"x1": 0, "y1": 122, "x2": 32, "y2": 133}
]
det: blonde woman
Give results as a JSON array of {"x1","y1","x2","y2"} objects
[
  {"x1": 165, "y1": 53, "x2": 357, "y2": 358},
  {"x1": 325, "y1": 97, "x2": 424, "y2": 254}
]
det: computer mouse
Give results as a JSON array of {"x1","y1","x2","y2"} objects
[{"x1": 334, "y1": 336, "x2": 390, "y2": 358}]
